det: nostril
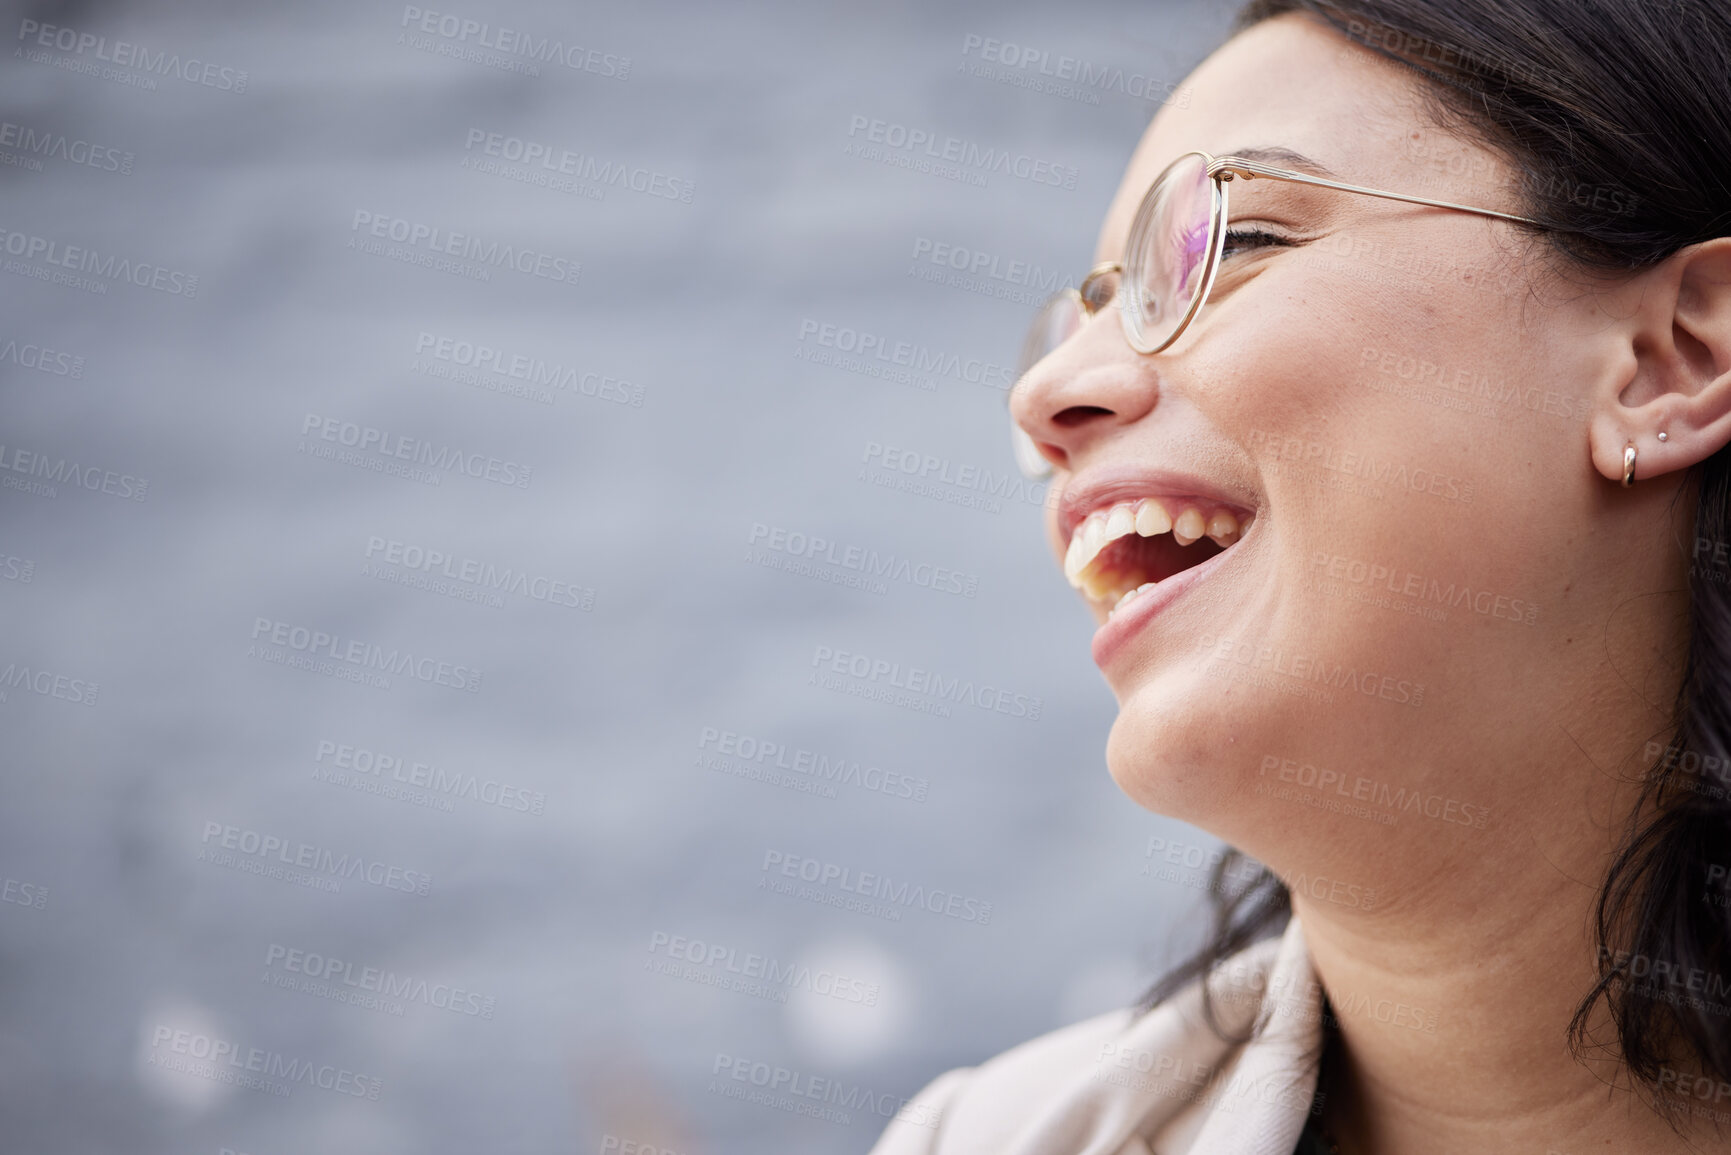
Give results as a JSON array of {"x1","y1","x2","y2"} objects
[{"x1": 1051, "y1": 405, "x2": 1114, "y2": 428}]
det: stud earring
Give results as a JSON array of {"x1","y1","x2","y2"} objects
[{"x1": 1658, "y1": 431, "x2": 1669, "y2": 442}]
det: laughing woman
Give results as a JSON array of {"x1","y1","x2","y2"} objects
[{"x1": 869, "y1": 2, "x2": 1731, "y2": 1153}]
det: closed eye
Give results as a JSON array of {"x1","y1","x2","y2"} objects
[{"x1": 1220, "y1": 228, "x2": 1293, "y2": 260}]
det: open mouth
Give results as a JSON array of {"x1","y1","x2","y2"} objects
[{"x1": 1064, "y1": 496, "x2": 1253, "y2": 614}]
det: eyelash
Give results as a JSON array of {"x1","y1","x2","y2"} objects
[{"x1": 1220, "y1": 228, "x2": 1291, "y2": 259}]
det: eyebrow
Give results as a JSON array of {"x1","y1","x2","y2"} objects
[{"x1": 1219, "y1": 145, "x2": 1342, "y2": 180}]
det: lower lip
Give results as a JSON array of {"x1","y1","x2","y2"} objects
[{"x1": 1089, "y1": 544, "x2": 1237, "y2": 670}]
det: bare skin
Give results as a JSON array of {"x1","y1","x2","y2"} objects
[{"x1": 1011, "y1": 13, "x2": 1731, "y2": 1155}]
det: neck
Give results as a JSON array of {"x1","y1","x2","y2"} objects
[
  {"x1": 1273, "y1": 576, "x2": 1717, "y2": 1154},
  {"x1": 1296, "y1": 876, "x2": 1715, "y2": 1154}
]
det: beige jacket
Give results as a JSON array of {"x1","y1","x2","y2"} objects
[{"x1": 866, "y1": 917, "x2": 1323, "y2": 1155}]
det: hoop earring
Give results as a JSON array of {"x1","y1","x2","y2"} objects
[{"x1": 1622, "y1": 442, "x2": 1637, "y2": 487}]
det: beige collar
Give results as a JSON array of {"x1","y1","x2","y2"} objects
[{"x1": 868, "y1": 916, "x2": 1324, "y2": 1155}]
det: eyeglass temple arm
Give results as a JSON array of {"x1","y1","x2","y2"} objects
[{"x1": 1209, "y1": 156, "x2": 1544, "y2": 227}]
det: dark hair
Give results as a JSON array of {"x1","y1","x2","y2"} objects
[{"x1": 1137, "y1": 0, "x2": 1731, "y2": 1112}]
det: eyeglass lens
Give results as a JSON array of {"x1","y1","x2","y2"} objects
[
  {"x1": 1122, "y1": 151, "x2": 1215, "y2": 353},
  {"x1": 1008, "y1": 293, "x2": 1082, "y2": 481}
]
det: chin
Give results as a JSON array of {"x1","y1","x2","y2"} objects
[{"x1": 1101, "y1": 666, "x2": 1262, "y2": 831}]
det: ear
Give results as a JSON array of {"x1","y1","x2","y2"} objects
[{"x1": 1588, "y1": 238, "x2": 1731, "y2": 484}]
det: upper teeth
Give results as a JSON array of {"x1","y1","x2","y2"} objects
[{"x1": 1063, "y1": 497, "x2": 1249, "y2": 602}]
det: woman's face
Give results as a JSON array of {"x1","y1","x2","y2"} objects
[{"x1": 1011, "y1": 14, "x2": 1674, "y2": 885}]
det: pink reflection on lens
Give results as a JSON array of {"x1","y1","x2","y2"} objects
[
  {"x1": 1171, "y1": 163, "x2": 1211, "y2": 298},
  {"x1": 1174, "y1": 216, "x2": 1209, "y2": 296}
]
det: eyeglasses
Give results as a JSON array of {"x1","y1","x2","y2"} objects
[{"x1": 1007, "y1": 149, "x2": 1546, "y2": 481}]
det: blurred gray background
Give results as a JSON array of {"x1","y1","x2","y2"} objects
[{"x1": 0, "y1": 0, "x2": 1239, "y2": 1150}]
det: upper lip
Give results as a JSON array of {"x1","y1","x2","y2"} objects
[{"x1": 1057, "y1": 465, "x2": 1257, "y2": 550}]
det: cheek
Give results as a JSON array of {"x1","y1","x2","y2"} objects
[
  {"x1": 1204, "y1": 262, "x2": 1527, "y2": 575},
  {"x1": 1101, "y1": 267, "x2": 1561, "y2": 821}
]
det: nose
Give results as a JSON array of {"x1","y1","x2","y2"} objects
[{"x1": 1008, "y1": 306, "x2": 1160, "y2": 475}]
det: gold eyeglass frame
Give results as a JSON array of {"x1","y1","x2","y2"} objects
[{"x1": 1008, "y1": 149, "x2": 1547, "y2": 479}]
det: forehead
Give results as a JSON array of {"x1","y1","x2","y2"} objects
[{"x1": 1095, "y1": 12, "x2": 1470, "y2": 262}]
